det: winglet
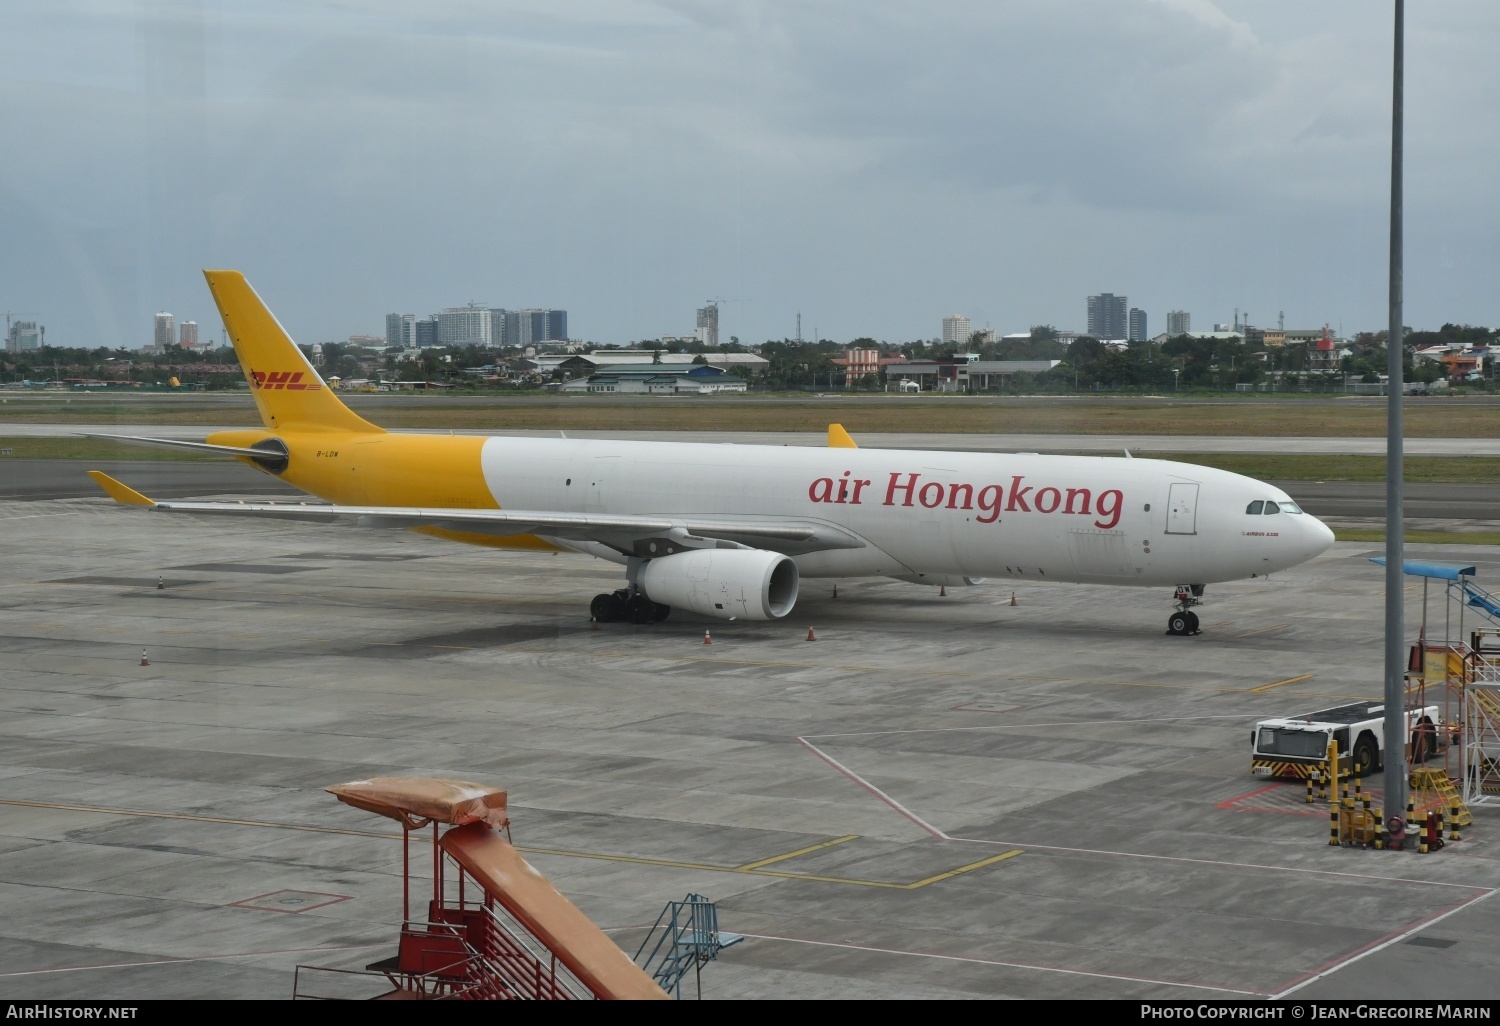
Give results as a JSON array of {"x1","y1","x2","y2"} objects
[
  {"x1": 87, "y1": 470, "x2": 156, "y2": 507},
  {"x1": 827, "y1": 423, "x2": 858, "y2": 448}
]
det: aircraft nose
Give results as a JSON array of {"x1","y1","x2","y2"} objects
[{"x1": 1308, "y1": 515, "x2": 1336, "y2": 554}]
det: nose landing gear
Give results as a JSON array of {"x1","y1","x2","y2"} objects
[{"x1": 1167, "y1": 585, "x2": 1204, "y2": 636}]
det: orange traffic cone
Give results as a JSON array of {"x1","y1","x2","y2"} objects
[
  {"x1": 807, "y1": 627, "x2": 816, "y2": 641},
  {"x1": 1010, "y1": 592, "x2": 1018, "y2": 606},
  {"x1": 156, "y1": 576, "x2": 165, "y2": 590},
  {"x1": 939, "y1": 585, "x2": 947, "y2": 597},
  {"x1": 140, "y1": 649, "x2": 150, "y2": 666},
  {"x1": 590, "y1": 616, "x2": 598, "y2": 631},
  {"x1": 703, "y1": 629, "x2": 712, "y2": 645}
]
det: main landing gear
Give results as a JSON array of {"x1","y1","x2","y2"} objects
[
  {"x1": 590, "y1": 588, "x2": 671, "y2": 625},
  {"x1": 1167, "y1": 584, "x2": 1205, "y2": 636}
]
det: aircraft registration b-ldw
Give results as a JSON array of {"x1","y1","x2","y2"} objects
[{"x1": 89, "y1": 271, "x2": 1335, "y2": 636}]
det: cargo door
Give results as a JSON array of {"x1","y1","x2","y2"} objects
[
  {"x1": 1165, "y1": 482, "x2": 1199, "y2": 535},
  {"x1": 1068, "y1": 529, "x2": 1132, "y2": 578}
]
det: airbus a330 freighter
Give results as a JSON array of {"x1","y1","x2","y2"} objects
[{"x1": 89, "y1": 271, "x2": 1336, "y2": 635}]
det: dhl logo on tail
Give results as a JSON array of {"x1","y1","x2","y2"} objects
[{"x1": 251, "y1": 370, "x2": 322, "y2": 392}]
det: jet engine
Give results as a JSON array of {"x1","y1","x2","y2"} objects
[{"x1": 638, "y1": 548, "x2": 799, "y2": 621}]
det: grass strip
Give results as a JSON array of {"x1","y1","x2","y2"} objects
[
  {"x1": 1333, "y1": 530, "x2": 1500, "y2": 546},
  {"x1": 1153, "y1": 453, "x2": 1500, "y2": 484},
  {"x1": 0, "y1": 438, "x2": 214, "y2": 461},
  {"x1": 4, "y1": 394, "x2": 1500, "y2": 436}
]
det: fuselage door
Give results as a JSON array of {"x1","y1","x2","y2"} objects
[{"x1": 1165, "y1": 482, "x2": 1199, "y2": 535}]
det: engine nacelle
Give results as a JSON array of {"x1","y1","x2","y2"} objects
[{"x1": 638, "y1": 548, "x2": 799, "y2": 621}]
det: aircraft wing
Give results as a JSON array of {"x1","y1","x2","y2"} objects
[{"x1": 85, "y1": 471, "x2": 865, "y2": 555}]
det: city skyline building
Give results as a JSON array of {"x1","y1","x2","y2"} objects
[
  {"x1": 1128, "y1": 307, "x2": 1147, "y2": 342},
  {"x1": 385, "y1": 313, "x2": 416, "y2": 348},
  {"x1": 6, "y1": 321, "x2": 41, "y2": 353},
  {"x1": 178, "y1": 320, "x2": 198, "y2": 348},
  {"x1": 844, "y1": 346, "x2": 879, "y2": 387},
  {"x1": 415, "y1": 318, "x2": 439, "y2": 348},
  {"x1": 154, "y1": 312, "x2": 175, "y2": 349},
  {"x1": 1087, "y1": 293, "x2": 1128, "y2": 340},
  {"x1": 504, "y1": 308, "x2": 568, "y2": 348},
  {"x1": 941, "y1": 314, "x2": 971, "y2": 347},
  {"x1": 436, "y1": 304, "x2": 492, "y2": 347},
  {"x1": 696, "y1": 303, "x2": 720, "y2": 347},
  {"x1": 1167, "y1": 310, "x2": 1191, "y2": 335}
]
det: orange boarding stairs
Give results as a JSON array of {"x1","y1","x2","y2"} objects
[{"x1": 307, "y1": 776, "x2": 668, "y2": 1000}]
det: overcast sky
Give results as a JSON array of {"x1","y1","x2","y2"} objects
[{"x1": 2, "y1": 1, "x2": 1496, "y2": 350}]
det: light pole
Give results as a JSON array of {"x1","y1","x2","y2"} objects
[
  {"x1": 1382, "y1": 0, "x2": 1409, "y2": 835},
  {"x1": 1172, "y1": 368, "x2": 1179, "y2": 391}
]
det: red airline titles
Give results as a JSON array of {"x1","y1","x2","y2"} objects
[
  {"x1": 807, "y1": 471, "x2": 1125, "y2": 530},
  {"x1": 250, "y1": 370, "x2": 321, "y2": 391}
]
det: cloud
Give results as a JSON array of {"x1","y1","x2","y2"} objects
[{"x1": 0, "y1": 0, "x2": 1497, "y2": 347}]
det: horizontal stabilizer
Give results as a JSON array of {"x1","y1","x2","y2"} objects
[
  {"x1": 84, "y1": 433, "x2": 277, "y2": 460},
  {"x1": 86, "y1": 470, "x2": 155, "y2": 507}
]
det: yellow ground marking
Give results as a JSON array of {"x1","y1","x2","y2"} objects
[
  {"x1": 901, "y1": 850, "x2": 1023, "y2": 888},
  {"x1": 0, "y1": 800, "x2": 1018, "y2": 890},
  {"x1": 429, "y1": 644, "x2": 474, "y2": 651},
  {"x1": 1249, "y1": 673, "x2": 1315, "y2": 693},
  {"x1": 160, "y1": 630, "x2": 195, "y2": 635},
  {"x1": 226, "y1": 633, "x2": 261, "y2": 639},
  {"x1": 1236, "y1": 624, "x2": 1289, "y2": 639},
  {"x1": 735, "y1": 834, "x2": 859, "y2": 870}
]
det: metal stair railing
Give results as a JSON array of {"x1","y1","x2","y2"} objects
[
  {"x1": 466, "y1": 902, "x2": 595, "y2": 1000},
  {"x1": 1463, "y1": 681, "x2": 1500, "y2": 808},
  {"x1": 633, "y1": 893, "x2": 740, "y2": 999}
]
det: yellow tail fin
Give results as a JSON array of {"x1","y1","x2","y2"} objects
[
  {"x1": 203, "y1": 270, "x2": 383, "y2": 435},
  {"x1": 827, "y1": 423, "x2": 858, "y2": 448}
]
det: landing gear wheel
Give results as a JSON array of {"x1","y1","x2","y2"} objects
[
  {"x1": 1185, "y1": 611, "x2": 1199, "y2": 634},
  {"x1": 626, "y1": 595, "x2": 659, "y2": 624},
  {"x1": 1168, "y1": 612, "x2": 1190, "y2": 635},
  {"x1": 651, "y1": 603, "x2": 671, "y2": 622},
  {"x1": 590, "y1": 592, "x2": 626, "y2": 623}
]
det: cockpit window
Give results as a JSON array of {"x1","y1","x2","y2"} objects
[
  {"x1": 1278, "y1": 501, "x2": 1303, "y2": 514},
  {"x1": 1263, "y1": 502, "x2": 1280, "y2": 515},
  {"x1": 1246, "y1": 501, "x2": 1265, "y2": 515}
]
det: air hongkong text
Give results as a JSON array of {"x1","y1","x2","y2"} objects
[{"x1": 807, "y1": 471, "x2": 1126, "y2": 530}]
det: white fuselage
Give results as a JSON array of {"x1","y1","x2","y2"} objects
[{"x1": 477, "y1": 438, "x2": 1335, "y2": 586}]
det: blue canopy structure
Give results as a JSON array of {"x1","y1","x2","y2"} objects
[{"x1": 1369, "y1": 558, "x2": 1476, "y2": 580}]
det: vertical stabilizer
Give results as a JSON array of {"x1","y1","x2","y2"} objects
[{"x1": 203, "y1": 270, "x2": 383, "y2": 435}]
